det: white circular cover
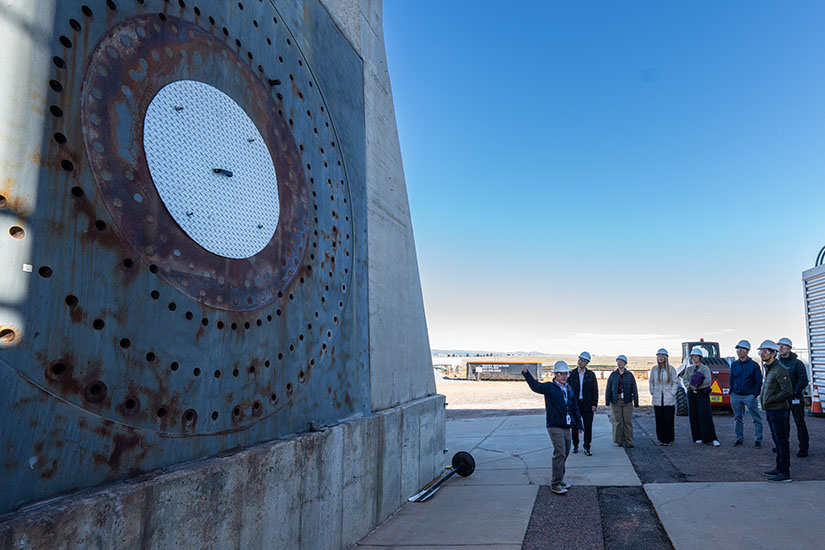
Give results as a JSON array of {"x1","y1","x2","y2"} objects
[{"x1": 143, "y1": 80, "x2": 279, "y2": 259}]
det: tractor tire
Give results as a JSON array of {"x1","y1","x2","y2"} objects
[{"x1": 676, "y1": 386, "x2": 688, "y2": 416}]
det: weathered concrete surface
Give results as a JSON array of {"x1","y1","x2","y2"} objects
[
  {"x1": 333, "y1": 0, "x2": 436, "y2": 411},
  {"x1": 645, "y1": 481, "x2": 825, "y2": 550},
  {"x1": 0, "y1": 395, "x2": 443, "y2": 550}
]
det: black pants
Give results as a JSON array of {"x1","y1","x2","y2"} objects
[
  {"x1": 653, "y1": 405, "x2": 675, "y2": 444},
  {"x1": 687, "y1": 391, "x2": 717, "y2": 443},
  {"x1": 790, "y1": 399, "x2": 809, "y2": 452},
  {"x1": 572, "y1": 401, "x2": 594, "y2": 449},
  {"x1": 767, "y1": 409, "x2": 791, "y2": 475}
]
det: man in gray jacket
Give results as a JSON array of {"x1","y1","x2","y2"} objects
[{"x1": 778, "y1": 338, "x2": 809, "y2": 457}]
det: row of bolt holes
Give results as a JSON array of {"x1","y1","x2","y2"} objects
[
  {"x1": 54, "y1": 360, "x2": 288, "y2": 424},
  {"x1": 62, "y1": 1, "x2": 332, "y2": 132}
]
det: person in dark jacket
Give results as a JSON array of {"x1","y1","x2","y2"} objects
[
  {"x1": 523, "y1": 361, "x2": 583, "y2": 495},
  {"x1": 568, "y1": 351, "x2": 599, "y2": 456},
  {"x1": 778, "y1": 337, "x2": 809, "y2": 457},
  {"x1": 729, "y1": 339, "x2": 763, "y2": 447},
  {"x1": 759, "y1": 340, "x2": 793, "y2": 482},
  {"x1": 605, "y1": 355, "x2": 638, "y2": 447},
  {"x1": 681, "y1": 347, "x2": 720, "y2": 446}
]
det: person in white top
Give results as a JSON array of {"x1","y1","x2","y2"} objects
[{"x1": 649, "y1": 348, "x2": 679, "y2": 445}]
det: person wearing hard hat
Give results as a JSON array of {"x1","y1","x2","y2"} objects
[
  {"x1": 729, "y1": 340, "x2": 763, "y2": 447},
  {"x1": 681, "y1": 347, "x2": 721, "y2": 446},
  {"x1": 649, "y1": 348, "x2": 679, "y2": 445},
  {"x1": 777, "y1": 338, "x2": 809, "y2": 457},
  {"x1": 759, "y1": 340, "x2": 793, "y2": 482},
  {"x1": 522, "y1": 361, "x2": 584, "y2": 495},
  {"x1": 605, "y1": 355, "x2": 638, "y2": 447},
  {"x1": 568, "y1": 351, "x2": 598, "y2": 456}
]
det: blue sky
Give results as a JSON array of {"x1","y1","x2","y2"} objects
[{"x1": 383, "y1": 1, "x2": 825, "y2": 356}]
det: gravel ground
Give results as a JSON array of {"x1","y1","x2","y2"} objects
[{"x1": 523, "y1": 486, "x2": 604, "y2": 550}]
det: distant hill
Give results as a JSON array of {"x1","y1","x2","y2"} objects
[{"x1": 432, "y1": 349, "x2": 548, "y2": 357}]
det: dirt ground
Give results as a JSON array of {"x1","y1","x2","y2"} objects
[{"x1": 436, "y1": 372, "x2": 654, "y2": 412}]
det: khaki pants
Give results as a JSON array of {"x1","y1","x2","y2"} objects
[
  {"x1": 546, "y1": 427, "x2": 571, "y2": 486},
  {"x1": 611, "y1": 402, "x2": 634, "y2": 445}
]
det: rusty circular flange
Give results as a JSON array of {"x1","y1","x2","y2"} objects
[{"x1": 81, "y1": 15, "x2": 310, "y2": 311}]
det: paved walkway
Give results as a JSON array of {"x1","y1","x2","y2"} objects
[{"x1": 357, "y1": 413, "x2": 825, "y2": 549}]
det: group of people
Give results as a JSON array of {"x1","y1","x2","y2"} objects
[{"x1": 521, "y1": 338, "x2": 810, "y2": 495}]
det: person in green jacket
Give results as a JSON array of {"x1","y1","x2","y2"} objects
[{"x1": 759, "y1": 339, "x2": 793, "y2": 482}]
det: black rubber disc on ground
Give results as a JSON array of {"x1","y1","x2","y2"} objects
[{"x1": 452, "y1": 451, "x2": 475, "y2": 477}]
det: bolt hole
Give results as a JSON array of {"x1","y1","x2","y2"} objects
[
  {"x1": 9, "y1": 226, "x2": 25, "y2": 239},
  {"x1": 298, "y1": 370, "x2": 305, "y2": 382},
  {"x1": 256, "y1": 319, "x2": 262, "y2": 326},
  {"x1": 84, "y1": 381, "x2": 107, "y2": 403},
  {"x1": 194, "y1": 6, "x2": 200, "y2": 16},
  {"x1": 123, "y1": 258, "x2": 134, "y2": 268},
  {"x1": 94, "y1": 220, "x2": 107, "y2": 231},
  {"x1": 244, "y1": 321, "x2": 250, "y2": 329},
  {"x1": 168, "y1": 302, "x2": 176, "y2": 311},
  {"x1": 81, "y1": 5, "x2": 93, "y2": 17},
  {"x1": 185, "y1": 311, "x2": 193, "y2": 320},
  {"x1": 156, "y1": 407, "x2": 167, "y2": 419},
  {"x1": 208, "y1": 16, "x2": 215, "y2": 25},
  {"x1": 249, "y1": 365, "x2": 255, "y2": 374},
  {"x1": 65, "y1": 295, "x2": 78, "y2": 307},
  {"x1": 193, "y1": 367, "x2": 201, "y2": 377},
  {"x1": 51, "y1": 362, "x2": 67, "y2": 376},
  {"x1": 124, "y1": 398, "x2": 136, "y2": 410},
  {"x1": 183, "y1": 409, "x2": 197, "y2": 424},
  {"x1": 149, "y1": 264, "x2": 158, "y2": 274},
  {"x1": 286, "y1": 383, "x2": 293, "y2": 395},
  {"x1": 59, "y1": 35, "x2": 72, "y2": 48},
  {"x1": 232, "y1": 405, "x2": 242, "y2": 418},
  {"x1": 170, "y1": 361, "x2": 179, "y2": 371},
  {"x1": 38, "y1": 266, "x2": 53, "y2": 278},
  {"x1": 53, "y1": 56, "x2": 65, "y2": 69},
  {"x1": 270, "y1": 393, "x2": 278, "y2": 404},
  {"x1": 233, "y1": 369, "x2": 239, "y2": 377},
  {"x1": 201, "y1": 317, "x2": 209, "y2": 326},
  {"x1": 0, "y1": 329, "x2": 17, "y2": 343},
  {"x1": 61, "y1": 159, "x2": 74, "y2": 171},
  {"x1": 150, "y1": 290, "x2": 160, "y2": 299},
  {"x1": 217, "y1": 320, "x2": 224, "y2": 329},
  {"x1": 265, "y1": 360, "x2": 270, "y2": 367},
  {"x1": 211, "y1": 411, "x2": 219, "y2": 421},
  {"x1": 231, "y1": 322, "x2": 237, "y2": 330},
  {"x1": 214, "y1": 370, "x2": 221, "y2": 378},
  {"x1": 252, "y1": 400, "x2": 262, "y2": 415},
  {"x1": 69, "y1": 18, "x2": 81, "y2": 31},
  {"x1": 119, "y1": 338, "x2": 131, "y2": 349},
  {"x1": 146, "y1": 352, "x2": 156, "y2": 362},
  {"x1": 49, "y1": 79, "x2": 63, "y2": 92},
  {"x1": 267, "y1": 315, "x2": 272, "y2": 322},
  {"x1": 0, "y1": 195, "x2": 6, "y2": 208},
  {"x1": 92, "y1": 319, "x2": 105, "y2": 330},
  {"x1": 49, "y1": 105, "x2": 63, "y2": 117}
]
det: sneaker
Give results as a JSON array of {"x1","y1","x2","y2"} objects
[
  {"x1": 712, "y1": 440, "x2": 721, "y2": 447},
  {"x1": 763, "y1": 469, "x2": 780, "y2": 477},
  {"x1": 551, "y1": 484, "x2": 568, "y2": 495},
  {"x1": 768, "y1": 473, "x2": 792, "y2": 483},
  {"x1": 695, "y1": 440, "x2": 703, "y2": 444},
  {"x1": 797, "y1": 450, "x2": 808, "y2": 458},
  {"x1": 661, "y1": 442, "x2": 672, "y2": 446},
  {"x1": 733, "y1": 440, "x2": 743, "y2": 447},
  {"x1": 572, "y1": 447, "x2": 579, "y2": 454},
  {"x1": 584, "y1": 449, "x2": 592, "y2": 456},
  {"x1": 754, "y1": 441, "x2": 761, "y2": 448},
  {"x1": 560, "y1": 481, "x2": 572, "y2": 489}
]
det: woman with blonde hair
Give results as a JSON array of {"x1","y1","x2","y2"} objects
[{"x1": 649, "y1": 348, "x2": 679, "y2": 445}]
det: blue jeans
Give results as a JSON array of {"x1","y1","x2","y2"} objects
[
  {"x1": 731, "y1": 394, "x2": 762, "y2": 443},
  {"x1": 766, "y1": 409, "x2": 790, "y2": 476}
]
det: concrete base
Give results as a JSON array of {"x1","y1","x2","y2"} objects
[{"x1": 0, "y1": 395, "x2": 445, "y2": 550}]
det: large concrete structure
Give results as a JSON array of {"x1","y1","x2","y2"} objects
[{"x1": 0, "y1": 0, "x2": 442, "y2": 547}]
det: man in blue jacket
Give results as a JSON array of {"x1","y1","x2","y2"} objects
[
  {"x1": 729, "y1": 339, "x2": 763, "y2": 447},
  {"x1": 522, "y1": 361, "x2": 584, "y2": 495}
]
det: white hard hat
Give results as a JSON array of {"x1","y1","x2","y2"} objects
[
  {"x1": 758, "y1": 339, "x2": 779, "y2": 352},
  {"x1": 735, "y1": 340, "x2": 751, "y2": 350},
  {"x1": 553, "y1": 361, "x2": 570, "y2": 373},
  {"x1": 656, "y1": 348, "x2": 668, "y2": 356},
  {"x1": 777, "y1": 337, "x2": 792, "y2": 348},
  {"x1": 689, "y1": 347, "x2": 704, "y2": 357},
  {"x1": 616, "y1": 354, "x2": 628, "y2": 364},
  {"x1": 579, "y1": 351, "x2": 591, "y2": 361}
]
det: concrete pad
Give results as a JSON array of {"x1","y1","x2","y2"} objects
[
  {"x1": 449, "y1": 468, "x2": 531, "y2": 486},
  {"x1": 646, "y1": 481, "x2": 825, "y2": 549},
  {"x1": 446, "y1": 417, "x2": 507, "y2": 437},
  {"x1": 478, "y1": 434, "x2": 554, "y2": 456},
  {"x1": 444, "y1": 435, "x2": 487, "y2": 452},
  {"x1": 358, "y1": 485, "x2": 538, "y2": 547},
  {"x1": 496, "y1": 414, "x2": 548, "y2": 435},
  {"x1": 359, "y1": 546, "x2": 522, "y2": 550}
]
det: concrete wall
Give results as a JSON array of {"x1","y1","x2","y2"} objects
[
  {"x1": 0, "y1": 0, "x2": 443, "y2": 547},
  {"x1": 0, "y1": 396, "x2": 445, "y2": 550},
  {"x1": 320, "y1": 0, "x2": 436, "y2": 412}
]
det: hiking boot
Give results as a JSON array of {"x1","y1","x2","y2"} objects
[
  {"x1": 733, "y1": 440, "x2": 743, "y2": 447},
  {"x1": 551, "y1": 484, "x2": 568, "y2": 495},
  {"x1": 797, "y1": 450, "x2": 808, "y2": 458},
  {"x1": 763, "y1": 468, "x2": 779, "y2": 477},
  {"x1": 768, "y1": 473, "x2": 792, "y2": 483}
]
